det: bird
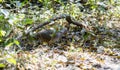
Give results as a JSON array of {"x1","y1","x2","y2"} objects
[{"x1": 36, "y1": 28, "x2": 67, "y2": 45}]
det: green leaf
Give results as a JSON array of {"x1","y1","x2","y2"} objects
[
  {"x1": 0, "y1": 30, "x2": 6, "y2": 37},
  {"x1": 91, "y1": 5, "x2": 97, "y2": 9},
  {"x1": 39, "y1": 0, "x2": 43, "y2": 2},
  {"x1": 23, "y1": 18, "x2": 33, "y2": 25},
  {"x1": 14, "y1": 40, "x2": 19, "y2": 45},
  {"x1": 5, "y1": 42, "x2": 14, "y2": 47},
  {"x1": 0, "y1": 15, "x2": 4, "y2": 20},
  {"x1": 0, "y1": 63, "x2": 5, "y2": 68},
  {"x1": 7, "y1": 58, "x2": 16, "y2": 65},
  {"x1": 18, "y1": 14, "x2": 25, "y2": 19},
  {"x1": 109, "y1": 0, "x2": 114, "y2": 4}
]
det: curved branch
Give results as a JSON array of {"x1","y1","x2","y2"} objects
[{"x1": 17, "y1": 14, "x2": 90, "y2": 40}]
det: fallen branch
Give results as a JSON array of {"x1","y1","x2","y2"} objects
[{"x1": 17, "y1": 14, "x2": 90, "y2": 40}]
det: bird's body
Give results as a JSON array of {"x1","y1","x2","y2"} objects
[
  {"x1": 37, "y1": 29, "x2": 53, "y2": 44},
  {"x1": 36, "y1": 28, "x2": 67, "y2": 45}
]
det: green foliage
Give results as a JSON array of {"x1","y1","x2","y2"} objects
[
  {"x1": 0, "y1": 0, "x2": 3, "y2": 3},
  {"x1": 0, "y1": 30, "x2": 6, "y2": 37},
  {"x1": 0, "y1": 63, "x2": 5, "y2": 68},
  {"x1": 0, "y1": 9, "x2": 22, "y2": 50},
  {"x1": 39, "y1": 0, "x2": 52, "y2": 8},
  {"x1": 6, "y1": 57, "x2": 16, "y2": 65},
  {"x1": 22, "y1": 18, "x2": 33, "y2": 25},
  {"x1": 0, "y1": 0, "x2": 120, "y2": 69}
]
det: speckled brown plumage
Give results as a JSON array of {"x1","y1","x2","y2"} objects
[{"x1": 36, "y1": 28, "x2": 67, "y2": 45}]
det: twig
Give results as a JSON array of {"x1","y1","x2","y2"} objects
[{"x1": 17, "y1": 14, "x2": 90, "y2": 40}]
